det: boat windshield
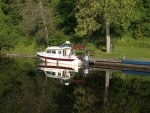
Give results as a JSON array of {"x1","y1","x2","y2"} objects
[
  {"x1": 46, "y1": 50, "x2": 56, "y2": 54},
  {"x1": 59, "y1": 43, "x2": 71, "y2": 47},
  {"x1": 46, "y1": 71, "x2": 51, "y2": 74},
  {"x1": 46, "y1": 50, "x2": 51, "y2": 53}
]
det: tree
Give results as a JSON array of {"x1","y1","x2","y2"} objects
[
  {"x1": 0, "y1": 5, "x2": 17, "y2": 51},
  {"x1": 75, "y1": 0, "x2": 101, "y2": 38},
  {"x1": 103, "y1": 0, "x2": 141, "y2": 52},
  {"x1": 133, "y1": 0, "x2": 150, "y2": 38},
  {"x1": 75, "y1": 0, "x2": 141, "y2": 52},
  {"x1": 20, "y1": 0, "x2": 52, "y2": 45},
  {"x1": 53, "y1": 0, "x2": 78, "y2": 34}
]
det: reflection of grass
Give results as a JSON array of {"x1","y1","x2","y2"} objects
[
  {"x1": 95, "y1": 45, "x2": 150, "y2": 61},
  {"x1": 123, "y1": 74, "x2": 150, "y2": 80},
  {"x1": 112, "y1": 71, "x2": 150, "y2": 80}
]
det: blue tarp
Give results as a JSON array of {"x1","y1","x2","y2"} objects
[{"x1": 122, "y1": 60, "x2": 150, "y2": 66}]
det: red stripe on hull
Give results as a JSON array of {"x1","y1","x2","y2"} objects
[{"x1": 37, "y1": 55, "x2": 75, "y2": 62}]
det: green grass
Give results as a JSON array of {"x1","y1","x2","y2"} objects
[
  {"x1": 11, "y1": 39, "x2": 37, "y2": 55},
  {"x1": 112, "y1": 36, "x2": 150, "y2": 48},
  {"x1": 94, "y1": 45, "x2": 150, "y2": 61}
]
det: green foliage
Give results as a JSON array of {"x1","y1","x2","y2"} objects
[
  {"x1": 112, "y1": 36, "x2": 150, "y2": 47},
  {"x1": 75, "y1": 0, "x2": 101, "y2": 37},
  {"x1": 53, "y1": 0, "x2": 77, "y2": 35},
  {"x1": 47, "y1": 31, "x2": 72, "y2": 46},
  {"x1": 0, "y1": 8, "x2": 17, "y2": 49},
  {"x1": 104, "y1": 0, "x2": 141, "y2": 27},
  {"x1": 133, "y1": 0, "x2": 150, "y2": 38},
  {"x1": 75, "y1": 0, "x2": 142, "y2": 37}
]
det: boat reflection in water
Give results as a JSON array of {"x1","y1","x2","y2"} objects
[
  {"x1": 37, "y1": 61, "x2": 150, "y2": 86},
  {"x1": 37, "y1": 62, "x2": 84, "y2": 85}
]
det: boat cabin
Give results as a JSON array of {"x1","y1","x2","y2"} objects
[{"x1": 45, "y1": 41, "x2": 74, "y2": 57}]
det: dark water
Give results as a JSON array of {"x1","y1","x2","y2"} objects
[{"x1": 0, "y1": 57, "x2": 150, "y2": 113}]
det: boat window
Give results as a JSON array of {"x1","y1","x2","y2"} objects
[
  {"x1": 58, "y1": 73, "x2": 61, "y2": 76},
  {"x1": 52, "y1": 50, "x2": 56, "y2": 54},
  {"x1": 63, "y1": 44, "x2": 70, "y2": 47},
  {"x1": 46, "y1": 71, "x2": 51, "y2": 74},
  {"x1": 52, "y1": 72, "x2": 55, "y2": 76},
  {"x1": 58, "y1": 51, "x2": 61, "y2": 54},
  {"x1": 46, "y1": 50, "x2": 51, "y2": 53}
]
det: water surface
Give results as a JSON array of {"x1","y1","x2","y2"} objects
[{"x1": 0, "y1": 57, "x2": 150, "y2": 113}]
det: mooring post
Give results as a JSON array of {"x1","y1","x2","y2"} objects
[{"x1": 123, "y1": 54, "x2": 125, "y2": 60}]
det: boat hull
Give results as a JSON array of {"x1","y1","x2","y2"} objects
[{"x1": 37, "y1": 53, "x2": 81, "y2": 65}]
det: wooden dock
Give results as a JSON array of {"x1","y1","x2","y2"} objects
[
  {"x1": 7, "y1": 54, "x2": 38, "y2": 59},
  {"x1": 93, "y1": 62, "x2": 150, "y2": 72},
  {"x1": 89, "y1": 57, "x2": 150, "y2": 72},
  {"x1": 90, "y1": 57, "x2": 122, "y2": 63}
]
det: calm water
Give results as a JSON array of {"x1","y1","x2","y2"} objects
[{"x1": 0, "y1": 57, "x2": 150, "y2": 113}]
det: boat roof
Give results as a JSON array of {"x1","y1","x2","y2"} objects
[{"x1": 46, "y1": 46, "x2": 71, "y2": 50}]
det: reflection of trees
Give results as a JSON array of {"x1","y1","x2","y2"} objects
[
  {"x1": 104, "y1": 78, "x2": 150, "y2": 113},
  {"x1": 0, "y1": 57, "x2": 76, "y2": 113},
  {"x1": 0, "y1": 57, "x2": 43, "y2": 112},
  {"x1": 73, "y1": 70, "x2": 150, "y2": 113},
  {"x1": 73, "y1": 71, "x2": 105, "y2": 113}
]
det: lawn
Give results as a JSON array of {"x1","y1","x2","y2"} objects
[{"x1": 94, "y1": 45, "x2": 150, "y2": 61}]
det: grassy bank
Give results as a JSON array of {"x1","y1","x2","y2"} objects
[
  {"x1": 94, "y1": 45, "x2": 150, "y2": 61},
  {"x1": 10, "y1": 40, "x2": 150, "y2": 61},
  {"x1": 10, "y1": 38, "x2": 38, "y2": 55},
  {"x1": 12, "y1": 43, "x2": 36, "y2": 55}
]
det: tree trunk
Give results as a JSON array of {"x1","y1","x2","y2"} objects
[
  {"x1": 39, "y1": 1, "x2": 48, "y2": 44},
  {"x1": 106, "y1": 21, "x2": 110, "y2": 53}
]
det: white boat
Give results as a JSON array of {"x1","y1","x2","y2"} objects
[
  {"x1": 36, "y1": 41, "x2": 86, "y2": 65},
  {"x1": 37, "y1": 62, "x2": 80, "y2": 85}
]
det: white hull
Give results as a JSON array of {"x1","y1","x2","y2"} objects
[{"x1": 37, "y1": 52, "x2": 82, "y2": 66}]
